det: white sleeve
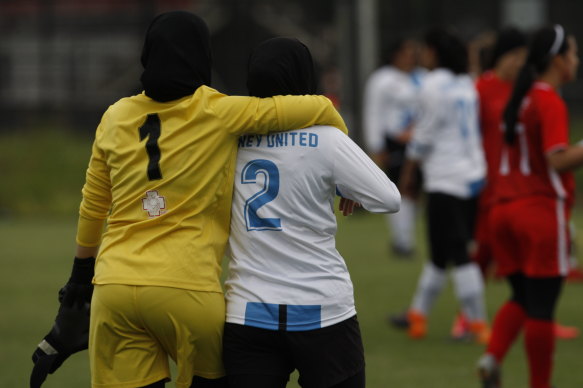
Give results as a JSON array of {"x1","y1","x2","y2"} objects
[
  {"x1": 362, "y1": 72, "x2": 389, "y2": 154},
  {"x1": 406, "y1": 85, "x2": 440, "y2": 161},
  {"x1": 332, "y1": 132, "x2": 401, "y2": 213}
]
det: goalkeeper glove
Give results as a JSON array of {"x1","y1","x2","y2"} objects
[
  {"x1": 30, "y1": 257, "x2": 95, "y2": 388},
  {"x1": 60, "y1": 256, "x2": 96, "y2": 308}
]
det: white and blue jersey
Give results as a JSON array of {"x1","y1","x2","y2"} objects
[
  {"x1": 225, "y1": 125, "x2": 400, "y2": 331},
  {"x1": 406, "y1": 68, "x2": 486, "y2": 198},
  {"x1": 363, "y1": 65, "x2": 424, "y2": 154}
]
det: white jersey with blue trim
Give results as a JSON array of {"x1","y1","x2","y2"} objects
[
  {"x1": 363, "y1": 65, "x2": 424, "y2": 153},
  {"x1": 225, "y1": 125, "x2": 400, "y2": 331},
  {"x1": 406, "y1": 68, "x2": 486, "y2": 198}
]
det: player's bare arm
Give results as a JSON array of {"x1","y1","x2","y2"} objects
[{"x1": 546, "y1": 145, "x2": 583, "y2": 172}]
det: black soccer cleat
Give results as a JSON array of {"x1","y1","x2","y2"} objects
[
  {"x1": 388, "y1": 311, "x2": 410, "y2": 329},
  {"x1": 477, "y1": 353, "x2": 501, "y2": 388},
  {"x1": 391, "y1": 243, "x2": 414, "y2": 259}
]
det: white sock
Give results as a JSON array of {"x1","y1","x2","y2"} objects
[
  {"x1": 410, "y1": 262, "x2": 447, "y2": 315},
  {"x1": 452, "y1": 262, "x2": 487, "y2": 321},
  {"x1": 387, "y1": 196, "x2": 416, "y2": 249}
]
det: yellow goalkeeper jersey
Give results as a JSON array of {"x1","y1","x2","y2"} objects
[{"x1": 76, "y1": 85, "x2": 347, "y2": 292}]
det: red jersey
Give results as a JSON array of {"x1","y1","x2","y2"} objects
[
  {"x1": 491, "y1": 82, "x2": 574, "y2": 207},
  {"x1": 476, "y1": 71, "x2": 513, "y2": 206}
]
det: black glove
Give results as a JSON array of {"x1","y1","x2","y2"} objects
[
  {"x1": 30, "y1": 257, "x2": 95, "y2": 388},
  {"x1": 60, "y1": 257, "x2": 96, "y2": 309}
]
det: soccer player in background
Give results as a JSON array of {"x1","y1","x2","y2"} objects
[
  {"x1": 222, "y1": 37, "x2": 401, "y2": 388},
  {"x1": 477, "y1": 24, "x2": 581, "y2": 388},
  {"x1": 362, "y1": 37, "x2": 424, "y2": 258},
  {"x1": 458, "y1": 26, "x2": 580, "y2": 342},
  {"x1": 390, "y1": 27, "x2": 490, "y2": 344},
  {"x1": 473, "y1": 26, "x2": 528, "y2": 279},
  {"x1": 449, "y1": 26, "x2": 528, "y2": 341},
  {"x1": 31, "y1": 11, "x2": 348, "y2": 388}
]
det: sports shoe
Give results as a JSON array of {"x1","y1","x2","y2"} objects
[
  {"x1": 389, "y1": 311, "x2": 410, "y2": 329},
  {"x1": 477, "y1": 353, "x2": 501, "y2": 388},
  {"x1": 470, "y1": 320, "x2": 491, "y2": 345},
  {"x1": 566, "y1": 266, "x2": 583, "y2": 283},
  {"x1": 391, "y1": 243, "x2": 414, "y2": 259},
  {"x1": 554, "y1": 323, "x2": 580, "y2": 340},
  {"x1": 450, "y1": 312, "x2": 472, "y2": 341},
  {"x1": 407, "y1": 310, "x2": 427, "y2": 339}
]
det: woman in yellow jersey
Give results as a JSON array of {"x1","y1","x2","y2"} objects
[{"x1": 31, "y1": 11, "x2": 347, "y2": 388}]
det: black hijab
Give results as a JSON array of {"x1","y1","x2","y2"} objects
[
  {"x1": 247, "y1": 38, "x2": 316, "y2": 98},
  {"x1": 140, "y1": 11, "x2": 212, "y2": 102}
]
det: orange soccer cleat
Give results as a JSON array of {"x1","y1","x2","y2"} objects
[
  {"x1": 450, "y1": 312, "x2": 472, "y2": 340},
  {"x1": 554, "y1": 323, "x2": 580, "y2": 340},
  {"x1": 470, "y1": 320, "x2": 491, "y2": 345},
  {"x1": 407, "y1": 310, "x2": 427, "y2": 339}
]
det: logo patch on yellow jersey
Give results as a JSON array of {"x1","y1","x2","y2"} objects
[{"x1": 142, "y1": 190, "x2": 166, "y2": 217}]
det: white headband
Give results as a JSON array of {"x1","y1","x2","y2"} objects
[{"x1": 549, "y1": 24, "x2": 565, "y2": 56}]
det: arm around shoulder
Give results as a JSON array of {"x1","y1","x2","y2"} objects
[
  {"x1": 272, "y1": 95, "x2": 348, "y2": 134},
  {"x1": 217, "y1": 93, "x2": 348, "y2": 135}
]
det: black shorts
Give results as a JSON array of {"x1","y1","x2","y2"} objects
[
  {"x1": 384, "y1": 137, "x2": 406, "y2": 182},
  {"x1": 426, "y1": 192, "x2": 477, "y2": 269},
  {"x1": 383, "y1": 138, "x2": 422, "y2": 187},
  {"x1": 223, "y1": 315, "x2": 365, "y2": 388}
]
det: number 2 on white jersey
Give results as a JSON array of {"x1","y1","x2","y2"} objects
[{"x1": 241, "y1": 159, "x2": 282, "y2": 231}]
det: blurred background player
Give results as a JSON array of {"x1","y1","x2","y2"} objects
[
  {"x1": 451, "y1": 26, "x2": 579, "y2": 342},
  {"x1": 390, "y1": 27, "x2": 490, "y2": 344},
  {"x1": 450, "y1": 26, "x2": 528, "y2": 342},
  {"x1": 31, "y1": 11, "x2": 348, "y2": 388},
  {"x1": 362, "y1": 37, "x2": 424, "y2": 258},
  {"x1": 473, "y1": 26, "x2": 528, "y2": 281},
  {"x1": 477, "y1": 24, "x2": 581, "y2": 388},
  {"x1": 223, "y1": 37, "x2": 400, "y2": 388}
]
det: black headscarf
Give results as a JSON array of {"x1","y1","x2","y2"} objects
[
  {"x1": 247, "y1": 37, "x2": 316, "y2": 98},
  {"x1": 140, "y1": 11, "x2": 212, "y2": 102}
]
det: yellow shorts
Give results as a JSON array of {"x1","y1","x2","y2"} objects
[{"x1": 89, "y1": 285, "x2": 226, "y2": 388}]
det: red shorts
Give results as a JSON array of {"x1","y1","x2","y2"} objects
[{"x1": 490, "y1": 196, "x2": 571, "y2": 277}]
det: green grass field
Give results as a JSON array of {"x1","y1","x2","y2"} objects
[
  {"x1": 1, "y1": 128, "x2": 583, "y2": 387},
  {"x1": 2, "y1": 212, "x2": 583, "y2": 388}
]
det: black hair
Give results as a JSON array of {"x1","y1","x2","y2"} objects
[
  {"x1": 489, "y1": 26, "x2": 527, "y2": 69},
  {"x1": 424, "y1": 27, "x2": 468, "y2": 74},
  {"x1": 479, "y1": 44, "x2": 495, "y2": 73},
  {"x1": 503, "y1": 25, "x2": 569, "y2": 144},
  {"x1": 382, "y1": 37, "x2": 407, "y2": 65}
]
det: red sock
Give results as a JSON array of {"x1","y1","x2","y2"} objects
[
  {"x1": 524, "y1": 319, "x2": 554, "y2": 388},
  {"x1": 486, "y1": 301, "x2": 526, "y2": 362}
]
